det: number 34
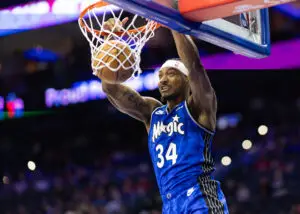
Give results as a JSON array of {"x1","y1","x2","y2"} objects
[{"x1": 156, "y1": 143, "x2": 178, "y2": 168}]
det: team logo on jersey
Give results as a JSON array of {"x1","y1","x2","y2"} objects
[
  {"x1": 155, "y1": 110, "x2": 165, "y2": 115},
  {"x1": 152, "y1": 115, "x2": 184, "y2": 143}
]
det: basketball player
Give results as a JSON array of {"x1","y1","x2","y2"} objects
[{"x1": 100, "y1": 18, "x2": 229, "y2": 213}]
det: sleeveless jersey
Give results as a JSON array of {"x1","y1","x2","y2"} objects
[{"x1": 148, "y1": 100, "x2": 215, "y2": 196}]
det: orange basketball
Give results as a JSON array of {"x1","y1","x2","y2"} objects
[{"x1": 92, "y1": 40, "x2": 135, "y2": 84}]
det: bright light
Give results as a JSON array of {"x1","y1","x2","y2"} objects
[
  {"x1": 2, "y1": 176, "x2": 9, "y2": 184},
  {"x1": 217, "y1": 118, "x2": 228, "y2": 130},
  {"x1": 221, "y1": 156, "x2": 232, "y2": 166},
  {"x1": 27, "y1": 161, "x2": 36, "y2": 171},
  {"x1": 258, "y1": 125, "x2": 268, "y2": 136},
  {"x1": 242, "y1": 139, "x2": 253, "y2": 150}
]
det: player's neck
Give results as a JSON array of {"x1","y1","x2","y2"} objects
[{"x1": 167, "y1": 97, "x2": 184, "y2": 112}]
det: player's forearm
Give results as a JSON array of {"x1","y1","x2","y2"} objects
[
  {"x1": 102, "y1": 82, "x2": 144, "y2": 107},
  {"x1": 102, "y1": 81, "x2": 153, "y2": 122},
  {"x1": 172, "y1": 30, "x2": 213, "y2": 91},
  {"x1": 172, "y1": 30, "x2": 215, "y2": 111},
  {"x1": 102, "y1": 81, "x2": 122, "y2": 98},
  {"x1": 171, "y1": 30, "x2": 203, "y2": 72}
]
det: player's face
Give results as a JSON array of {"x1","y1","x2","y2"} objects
[{"x1": 158, "y1": 67, "x2": 187, "y2": 101}]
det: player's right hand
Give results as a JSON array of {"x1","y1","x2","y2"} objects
[{"x1": 103, "y1": 17, "x2": 129, "y2": 32}]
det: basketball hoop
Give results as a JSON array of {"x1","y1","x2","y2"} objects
[{"x1": 78, "y1": 1, "x2": 161, "y2": 78}]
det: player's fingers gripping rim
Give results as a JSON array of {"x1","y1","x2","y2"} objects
[
  {"x1": 103, "y1": 17, "x2": 129, "y2": 32},
  {"x1": 121, "y1": 17, "x2": 129, "y2": 27}
]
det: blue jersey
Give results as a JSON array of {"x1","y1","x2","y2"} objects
[{"x1": 148, "y1": 100, "x2": 215, "y2": 196}]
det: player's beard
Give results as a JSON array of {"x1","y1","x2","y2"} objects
[
  {"x1": 160, "y1": 86, "x2": 191, "y2": 103},
  {"x1": 160, "y1": 92, "x2": 179, "y2": 103}
]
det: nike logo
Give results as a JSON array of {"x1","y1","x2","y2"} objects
[
  {"x1": 155, "y1": 110, "x2": 165, "y2": 115},
  {"x1": 187, "y1": 187, "x2": 195, "y2": 197}
]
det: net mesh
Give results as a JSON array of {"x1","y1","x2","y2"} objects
[{"x1": 78, "y1": 3, "x2": 159, "y2": 78}]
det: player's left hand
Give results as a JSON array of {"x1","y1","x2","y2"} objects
[{"x1": 103, "y1": 17, "x2": 129, "y2": 32}]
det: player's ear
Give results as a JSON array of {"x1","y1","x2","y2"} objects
[
  {"x1": 183, "y1": 75, "x2": 190, "y2": 92},
  {"x1": 184, "y1": 75, "x2": 189, "y2": 84}
]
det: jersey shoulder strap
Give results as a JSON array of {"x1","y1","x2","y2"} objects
[
  {"x1": 183, "y1": 101, "x2": 215, "y2": 135},
  {"x1": 150, "y1": 105, "x2": 166, "y2": 123}
]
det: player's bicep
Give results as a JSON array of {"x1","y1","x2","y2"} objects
[
  {"x1": 189, "y1": 66, "x2": 216, "y2": 112},
  {"x1": 171, "y1": 31, "x2": 215, "y2": 110},
  {"x1": 188, "y1": 69, "x2": 217, "y2": 130}
]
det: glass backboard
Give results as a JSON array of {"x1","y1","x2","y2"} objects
[{"x1": 101, "y1": 0, "x2": 271, "y2": 58}]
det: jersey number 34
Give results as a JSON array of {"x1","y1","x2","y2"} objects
[{"x1": 156, "y1": 143, "x2": 178, "y2": 168}]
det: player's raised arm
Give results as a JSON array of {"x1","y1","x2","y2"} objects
[
  {"x1": 102, "y1": 82, "x2": 162, "y2": 125},
  {"x1": 171, "y1": 30, "x2": 217, "y2": 130},
  {"x1": 97, "y1": 18, "x2": 162, "y2": 126}
]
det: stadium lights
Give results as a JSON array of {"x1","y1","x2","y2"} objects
[
  {"x1": 221, "y1": 156, "x2": 232, "y2": 166},
  {"x1": 258, "y1": 125, "x2": 268, "y2": 136},
  {"x1": 217, "y1": 118, "x2": 228, "y2": 130},
  {"x1": 27, "y1": 161, "x2": 36, "y2": 171},
  {"x1": 242, "y1": 139, "x2": 253, "y2": 150}
]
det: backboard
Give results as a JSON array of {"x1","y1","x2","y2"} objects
[{"x1": 102, "y1": 0, "x2": 272, "y2": 58}]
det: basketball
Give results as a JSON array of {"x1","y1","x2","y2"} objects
[{"x1": 92, "y1": 40, "x2": 135, "y2": 84}]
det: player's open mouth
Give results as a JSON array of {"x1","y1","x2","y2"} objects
[{"x1": 160, "y1": 86, "x2": 170, "y2": 92}]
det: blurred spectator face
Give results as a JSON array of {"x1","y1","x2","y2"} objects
[
  {"x1": 225, "y1": 179, "x2": 235, "y2": 190},
  {"x1": 96, "y1": 186, "x2": 106, "y2": 199},
  {"x1": 285, "y1": 162, "x2": 295, "y2": 174},
  {"x1": 259, "y1": 176, "x2": 272, "y2": 198},
  {"x1": 236, "y1": 183, "x2": 250, "y2": 203},
  {"x1": 122, "y1": 177, "x2": 133, "y2": 194},
  {"x1": 17, "y1": 205, "x2": 28, "y2": 214},
  {"x1": 109, "y1": 186, "x2": 122, "y2": 201},
  {"x1": 270, "y1": 159, "x2": 280, "y2": 170},
  {"x1": 136, "y1": 176, "x2": 151, "y2": 196},
  {"x1": 291, "y1": 204, "x2": 300, "y2": 214},
  {"x1": 273, "y1": 168, "x2": 283, "y2": 182}
]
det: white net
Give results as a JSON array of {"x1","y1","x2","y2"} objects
[{"x1": 78, "y1": 2, "x2": 159, "y2": 78}]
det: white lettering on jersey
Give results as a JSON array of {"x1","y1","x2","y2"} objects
[{"x1": 152, "y1": 115, "x2": 184, "y2": 143}]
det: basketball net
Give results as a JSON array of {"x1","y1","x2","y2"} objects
[{"x1": 78, "y1": 1, "x2": 160, "y2": 79}]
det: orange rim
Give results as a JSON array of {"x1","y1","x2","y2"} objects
[{"x1": 79, "y1": 0, "x2": 161, "y2": 36}]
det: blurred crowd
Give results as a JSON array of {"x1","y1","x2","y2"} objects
[
  {"x1": 1, "y1": 117, "x2": 300, "y2": 214},
  {"x1": 1, "y1": 44, "x2": 300, "y2": 214},
  {"x1": 0, "y1": 3, "x2": 300, "y2": 213},
  {"x1": 1, "y1": 152, "x2": 160, "y2": 214},
  {"x1": 224, "y1": 125, "x2": 300, "y2": 214}
]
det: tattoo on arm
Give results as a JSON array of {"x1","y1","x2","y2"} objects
[
  {"x1": 123, "y1": 90, "x2": 148, "y2": 109},
  {"x1": 103, "y1": 83, "x2": 161, "y2": 123}
]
